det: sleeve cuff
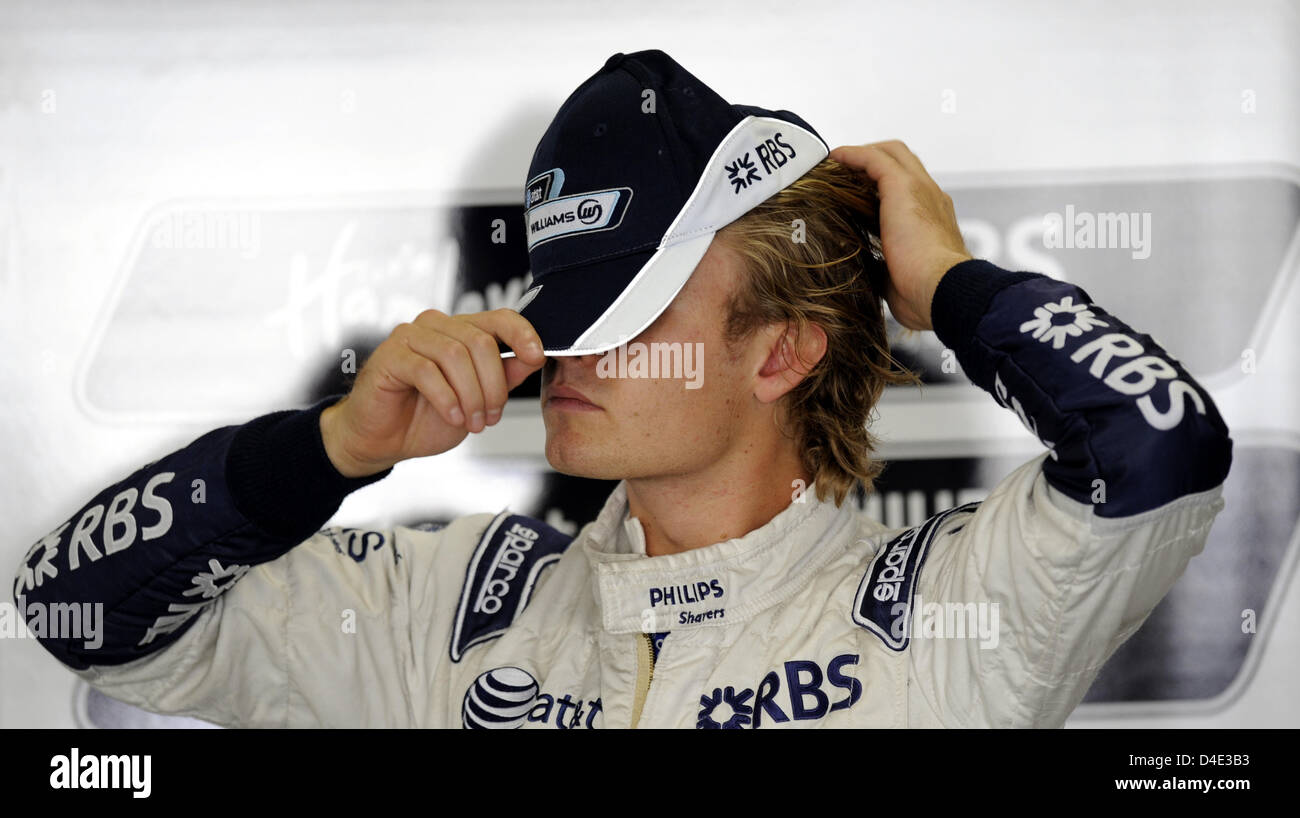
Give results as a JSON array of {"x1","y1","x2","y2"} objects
[
  {"x1": 225, "y1": 396, "x2": 393, "y2": 541},
  {"x1": 930, "y1": 259, "x2": 1041, "y2": 354}
]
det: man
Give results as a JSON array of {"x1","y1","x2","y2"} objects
[{"x1": 15, "y1": 50, "x2": 1231, "y2": 728}]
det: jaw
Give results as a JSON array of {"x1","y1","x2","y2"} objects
[{"x1": 543, "y1": 412, "x2": 620, "y2": 479}]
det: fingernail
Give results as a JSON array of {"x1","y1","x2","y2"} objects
[
  {"x1": 449, "y1": 407, "x2": 464, "y2": 425},
  {"x1": 471, "y1": 411, "x2": 484, "y2": 430},
  {"x1": 487, "y1": 408, "x2": 502, "y2": 424}
]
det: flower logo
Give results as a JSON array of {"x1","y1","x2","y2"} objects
[
  {"x1": 182, "y1": 558, "x2": 251, "y2": 599},
  {"x1": 697, "y1": 685, "x2": 754, "y2": 729},
  {"x1": 725, "y1": 153, "x2": 761, "y2": 193},
  {"x1": 14, "y1": 523, "x2": 67, "y2": 596},
  {"x1": 1018, "y1": 296, "x2": 1108, "y2": 349}
]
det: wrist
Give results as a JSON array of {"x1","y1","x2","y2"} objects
[
  {"x1": 915, "y1": 252, "x2": 973, "y2": 331},
  {"x1": 319, "y1": 403, "x2": 390, "y2": 479},
  {"x1": 228, "y1": 397, "x2": 392, "y2": 541},
  {"x1": 929, "y1": 259, "x2": 1042, "y2": 353}
]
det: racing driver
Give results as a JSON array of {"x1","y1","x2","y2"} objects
[{"x1": 14, "y1": 50, "x2": 1232, "y2": 728}]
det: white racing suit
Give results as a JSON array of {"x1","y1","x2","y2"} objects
[{"x1": 13, "y1": 261, "x2": 1233, "y2": 728}]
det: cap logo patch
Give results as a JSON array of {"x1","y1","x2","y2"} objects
[
  {"x1": 724, "y1": 132, "x2": 799, "y2": 195},
  {"x1": 525, "y1": 168, "x2": 565, "y2": 208},
  {"x1": 525, "y1": 186, "x2": 633, "y2": 250}
]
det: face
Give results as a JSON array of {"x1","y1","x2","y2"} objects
[{"x1": 540, "y1": 235, "x2": 769, "y2": 481}]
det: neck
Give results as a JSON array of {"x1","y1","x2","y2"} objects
[{"x1": 624, "y1": 433, "x2": 812, "y2": 557}]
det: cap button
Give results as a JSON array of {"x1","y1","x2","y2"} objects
[{"x1": 603, "y1": 52, "x2": 627, "y2": 70}]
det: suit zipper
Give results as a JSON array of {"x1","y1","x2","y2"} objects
[{"x1": 629, "y1": 632, "x2": 656, "y2": 728}]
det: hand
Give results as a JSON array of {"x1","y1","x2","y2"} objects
[
  {"x1": 828, "y1": 140, "x2": 973, "y2": 331},
  {"x1": 319, "y1": 308, "x2": 546, "y2": 478}
]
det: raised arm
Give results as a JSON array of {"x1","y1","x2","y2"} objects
[
  {"x1": 830, "y1": 141, "x2": 1231, "y2": 726},
  {"x1": 14, "y1": 308, "x2": 547, "y2": 725}
]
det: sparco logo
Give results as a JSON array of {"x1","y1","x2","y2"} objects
[
  {"x1": 649, "y1": 579, "x2": 723, "y2": 607},
  {"x1": 473, "y1": 522, "x2": 541, "y2": 615},
  {"x1": 871, "y1": 534, "x2": 914, "y2": 604}
]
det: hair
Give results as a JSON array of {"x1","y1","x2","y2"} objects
[{"x1": 715, "y1": 157, "x2": 918, "y2": 506}]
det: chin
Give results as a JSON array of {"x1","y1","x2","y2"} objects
[{"x1": 544, "y1": 433, "x2": 626, "y2": 481}]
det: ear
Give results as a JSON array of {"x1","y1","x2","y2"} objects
[{"x1": 753, "y1": 322, "x2": 828, "y2": 404}]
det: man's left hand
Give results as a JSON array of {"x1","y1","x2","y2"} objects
[{"x1": 829, "y1": 140, "x2": 973, "y2": 331}]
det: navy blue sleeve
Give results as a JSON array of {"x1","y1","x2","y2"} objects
[
  {"x1": 930, "y1": 259, "x2": 1232, "y2": 517},
  {"x1": 12, "y1": 397, "x2": 391, "y2": 670}
]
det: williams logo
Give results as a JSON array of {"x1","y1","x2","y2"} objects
[
  {"x1": 525, "y1": 187, "x2": 632, "y2": 249},
  {"x1": 576, "y1": 198, "x2": 603, "y2": 224}
]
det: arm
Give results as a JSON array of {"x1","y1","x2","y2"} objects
[
  {"x1": 912, "y1": 260, "x2": 1229, "y2": 726},
  {"x1": 12, "y1": 399, "x2": 389, "y2": 670},
  {"x1": 830, "y1": 141, "x2": 1231, "y2": 726},
  {"x1": 13, "y1": 399, "x2": 481, "y2": 727},
  {"x1": 15, "y1": 308, "x2": 547, "y2": 725}
]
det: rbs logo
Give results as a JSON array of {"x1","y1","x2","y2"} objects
[
  {"x1": 754, "y1": 132, "x2": 797, "y2": 174},
  {"x1": 725, "y1": 132, "x2": 798, "y2": 194},
  {"x1": 697, "y1": 653, "x2": 862, "y2": 729}
]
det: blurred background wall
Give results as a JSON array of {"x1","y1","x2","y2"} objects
[{"x1": 2, "y1": 0, "x2": 1297, "y2": 728}]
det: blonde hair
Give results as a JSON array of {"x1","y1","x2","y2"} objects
[{"x1": 716, "y1": 158, "x2": 918, "y2": 506}]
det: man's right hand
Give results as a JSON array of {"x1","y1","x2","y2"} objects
[{"x1": 319, "y1": 308, "x2": 546, "y2": 478}]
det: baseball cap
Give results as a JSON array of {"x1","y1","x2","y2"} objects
[{"x1": 502, "y1": 49, "x2": 830, "y2": 357}]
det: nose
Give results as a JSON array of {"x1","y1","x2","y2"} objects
[
  {"x1": 553, "y1": 354, "x2": 601, "y2": 373},
  {"x1": 542, "y1": 354, "x2": 597, "y2": 385}
]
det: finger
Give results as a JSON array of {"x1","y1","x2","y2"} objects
[
  {"x1": 827, "y1": 143, "x2": 908, "y2": 186},
  {"x1": 399, "y1": 323, "x2": 488, "y2": 432},
  {"x1": 376, "y1": 339, "x2": 465, "y2": 428},
  {"x1": 434, "y1": 316, "x2": 512, "y2": 422},
  {"x1": 870, "y1": 140, "x2": 941, "y2": 189},
  {"x1": 462, "y1": 308, "x2": 546, "y2": 365},
  {"x1": 503, "y1": 356, "x2": 544, "y2": 392}
]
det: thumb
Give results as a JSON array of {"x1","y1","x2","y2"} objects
[{"x1": 505, "y1": 356, "x2": 545, "y2": 391}]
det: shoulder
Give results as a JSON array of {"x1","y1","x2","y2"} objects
[
  {"x1": 441, "y1": 511, "x2": 577, "y2": 662},
  {"x1": 845, "y1": 503, "x2": 982, "y2": 652}
]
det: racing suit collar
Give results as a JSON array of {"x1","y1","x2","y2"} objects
[{"x1": 580, "y1": 481, "x2": 858, "y2": 634}]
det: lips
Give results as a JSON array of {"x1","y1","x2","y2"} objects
[{"x1": 544, "y1": 383, "x2": 601, "y2": 410}]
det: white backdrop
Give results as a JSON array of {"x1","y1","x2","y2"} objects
[{"x1": 2, "y1": 0, "x2": 1297, "y2": 728}]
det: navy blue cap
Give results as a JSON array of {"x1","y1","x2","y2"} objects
[{"x1": 505, "y1": 49, "x2": 829, "y2": 356}]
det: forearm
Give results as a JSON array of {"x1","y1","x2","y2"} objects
[
  {"x1": 930, "y1": 259, "x2": 1233, "y2": 516},
  {"x1": 13, "y1": 397, "x2": 390, "y2": 669}
]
